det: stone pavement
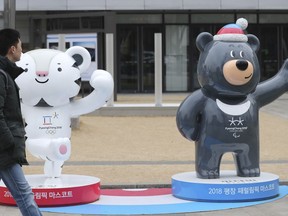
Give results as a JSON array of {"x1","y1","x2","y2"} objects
[{"x1": 0, "y1": 93, "x2": 287, "y2": 216}]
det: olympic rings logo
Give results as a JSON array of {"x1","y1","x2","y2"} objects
[{"x1": 46, "y1": 129, "x2": 56, "y2": 135}]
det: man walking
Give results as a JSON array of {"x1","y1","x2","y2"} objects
[{"x1": 0, "y1": 28, "x2": 42, "y2": 215}]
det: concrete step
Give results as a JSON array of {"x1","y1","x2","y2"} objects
[{"x1": 88, "y1": 103, "x2": 180, "y2": 116}]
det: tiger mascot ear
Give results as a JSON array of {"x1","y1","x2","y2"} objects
[{"x1": 65, "y1": 46, "x2": 91, "y2": 74}]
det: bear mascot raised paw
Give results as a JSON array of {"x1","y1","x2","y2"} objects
[
  {"x1": 15, "y1": 46, "x2": 114, "y2": 178},
  {"x1": 176, "y1": 18, "x2": 288, "y2": 179}
]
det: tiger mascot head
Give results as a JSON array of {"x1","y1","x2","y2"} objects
[{"x1": 15, "y1": 46, "x2": 91, "y2": 107}]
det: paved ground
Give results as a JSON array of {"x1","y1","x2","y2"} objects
[{"x1": 0, "y1": 93, "x2": 287, "y2": 215}]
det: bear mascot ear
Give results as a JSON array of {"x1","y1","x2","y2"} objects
[
  {"x1": 196, "y1": 32, "x2": 214, "y2": 52},
  {"x1": 65, "y1": 46, "x2": 91, "y2": 73},
  {"x1": 247, "y1": 34, "x2": 260, "y2": 53}
]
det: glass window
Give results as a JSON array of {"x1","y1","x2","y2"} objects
[
  {"x1": 117, "y1": 25, "x2": 162, "y2": 93},
  {"x1": 236, "y1": 14, "x2": 257, "y2": 24},
  {"x1": 62, "y1": 18, "x2": 80, "y2": 29},
  {"x1": 191, "y1": 14, "x2": 234, "y2": 24},
  {"x1": 165, "y1": 25, "x2": 189, "y2": 91},
  {"x1": 118, "y1": 26, "x2": 138, "y2": 92},
  {"x1": 164, "y1": 14, "x2": 189, "y2": 23},
  {"x1": 281, "y1": 26, "x2": 288, "y2": 62},
  {"x1": 117, "y1": 14, "x2": 162, "y2": 24},
  {"x1": 81, "y1": 16, "x2": 104, "y2": 29},
  {"x1": 142, "y1": 26, "x2": 162, "y2": 92},
  {"x1": 259, "y1": 14, "x2": 288, "y2": 23},
  {"x1": 258, "y1": 26, "x2": 279, "y2": 80},
  {"x1": 190, "y1": 25, "x2": 212, "y2": 90}
]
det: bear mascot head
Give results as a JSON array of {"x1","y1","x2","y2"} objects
[{"x1": 196, "y1": 18, "x2": 260, "y2": 100}]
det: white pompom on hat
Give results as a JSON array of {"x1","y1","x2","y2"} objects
[{"x1": 213, "y1": 18, "x2": 248, "y2": 42}]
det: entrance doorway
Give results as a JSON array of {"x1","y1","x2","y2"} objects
[{"x1": 117, "y1": 25, "x2": 162, "y2": 93}]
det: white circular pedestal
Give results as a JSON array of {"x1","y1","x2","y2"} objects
[
  {"x1": 172, "y1": 171, "x2": 279, "y2": 202},
  {"x1": 0, "y1": 174, "x2": 100, "y2": 206}
]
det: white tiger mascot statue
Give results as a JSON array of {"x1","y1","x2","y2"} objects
[{"x1": 15, "y1": 46, "x2": 113, "y2": 178}]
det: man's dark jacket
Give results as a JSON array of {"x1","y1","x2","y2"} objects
[{"x1": 0, "y1": 56, "x2": 28, "y2": 169}]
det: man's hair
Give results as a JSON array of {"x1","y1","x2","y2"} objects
[{"x1": 0, "y1": 28, "x2": 20, "y2": 56}]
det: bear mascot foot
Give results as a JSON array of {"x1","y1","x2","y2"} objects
[
  {"x1": 237, "y1": 168, "x2": 260, "y2": 177},
  {"x1": 197, "y1": 169, "x2": 220, "y2": 179}
]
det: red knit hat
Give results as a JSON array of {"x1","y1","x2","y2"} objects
[{"x1": 213, "y1": 18, "x2": 248, "y2": 42}]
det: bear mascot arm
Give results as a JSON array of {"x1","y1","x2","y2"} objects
[
  {"x1": 176, "y1": 90, "x2": 207, "y2": 141},
  {"x1": 176, "y1": 32, "x2": 214, "y2": 141},
  {"x1": 254, "y1": 59, "x2": 288, "y2": 108},
  {"x1": 239, "y1": 33, "x2": 288, "y2": 107}
]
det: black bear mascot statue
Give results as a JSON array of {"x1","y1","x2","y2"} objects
[{"x1": 176, "y1": 18, "x2": 288, "y2": 179}]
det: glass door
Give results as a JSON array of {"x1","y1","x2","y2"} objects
[
  {"x1": 165, "y1": 25, "x2": 189, "y2": 91},
  {"x1": 257, "y1": 26, "x2": 279, "y2": 81},
  {"x1": 117, "y1": 25, "x2": 162, "y2": 93},
  {"x1": 118, "y1": 26, "x2": 138, "y2": 92},
  {"x1": 281, "y1": 25, "x2": 288, "y2": 66},
  {"x1": 142, "y1": 26, "x2": 161, "y2": 92}
]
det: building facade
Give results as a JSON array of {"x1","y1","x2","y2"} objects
[{"x1": 1, "y1": 0, "x2": 288, "y2": 93}]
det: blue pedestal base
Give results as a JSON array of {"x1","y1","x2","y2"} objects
[{"x1": 172, "y1": 171, "x2": 279, "y2": 202}]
